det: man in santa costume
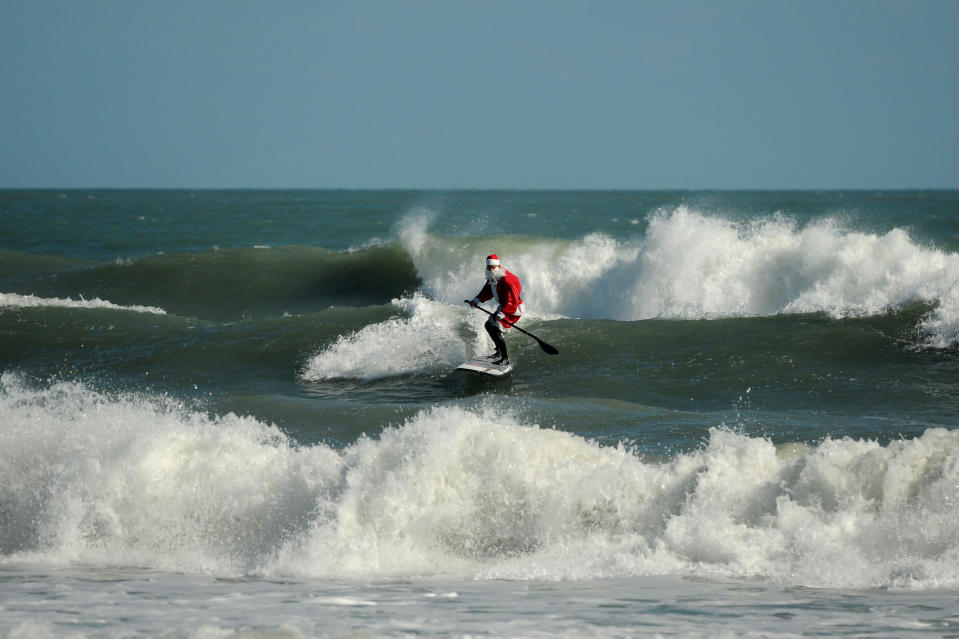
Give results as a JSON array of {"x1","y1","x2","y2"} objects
[{"x1": 468, "y1": 254, "x2": 524, "y2": 365}]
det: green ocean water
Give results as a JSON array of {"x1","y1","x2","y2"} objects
[{"x1": 2, "y1": 190, "x2": 959, "y2": 637}]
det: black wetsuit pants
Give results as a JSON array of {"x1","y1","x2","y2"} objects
[{"x1": 485, "y1": 315, "x2": 508, "y2": 359}]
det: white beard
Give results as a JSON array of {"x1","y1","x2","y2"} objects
[{"x1": 485, "y1": 266, "x2": 505, "y2": 283}]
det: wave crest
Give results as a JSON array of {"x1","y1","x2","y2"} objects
[
  {"x1": 0, "y1": 291, "x2": 166, "y2": 314},
  {"x1": 400, "y1": 207, "x2": 959, "y2": 345}
]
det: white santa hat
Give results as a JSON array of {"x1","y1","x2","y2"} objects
[{"x1": 486, "y1": 254, "x2": 500, "y2": 266}]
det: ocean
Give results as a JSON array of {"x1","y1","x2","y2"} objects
[{"x1": 1, "y1": 189, "x2": 958, "y2": 637}]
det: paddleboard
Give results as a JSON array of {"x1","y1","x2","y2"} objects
[{"x1": 456, "y1": 356, "x2": 514, "y2": 378}]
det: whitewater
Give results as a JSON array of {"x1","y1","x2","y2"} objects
[
  {"x1": 3, "y1": 373, "x2": 958, "y2": 589},
  {"x1": 413, "y1": 207, "x2": 959, "y2": 328}
]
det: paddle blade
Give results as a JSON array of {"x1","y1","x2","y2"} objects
[{"x1": 538, "y1": 339, "x2": 559, "y2": 355}]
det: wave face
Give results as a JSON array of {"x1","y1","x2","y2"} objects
[
  {"x1": 3, "y1": 374, "x2": 957, "y2": 589},
  {"x1": 400, "y1": 207, "x2": 959, "y2": 346},
  {"x1": 0, "y1": 244, "x2": 419, "y2": 321}
]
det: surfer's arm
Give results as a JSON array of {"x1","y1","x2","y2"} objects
[{"x1": 474, "y1": 282, "x2": 493, "y2": 305}]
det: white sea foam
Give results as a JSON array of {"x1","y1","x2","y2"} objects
[
  {"x1": 2, "y1": 374, "x2": 958, "y2": 589},
  {"x1": 918, "y1": 284, "x2": 959, "y2": 348},
  {"x1": 301, "y1": 293, "x2": 483, "y2": 381},
  {"x1": 0, "y1": 292, "x2": 166, "y2": 315},
  {"x1": 629, "y1": 209, "x2": 959, "y2": 322},
  {"x1": 0, "y1": 373, "x2": 341, "y2": 575},
  {"x1": 398, "y1": 207, "x2": 959, "y2": 346}
]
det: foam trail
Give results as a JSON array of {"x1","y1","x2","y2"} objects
[
  {"x1": 301, "y1": 294, "x2": 481, "y2": 381},
  {"x1": 0, "y1": 292, "x2": 166, "y2": 315},
  {"x1": 3, "y1": 374, "x2": 959, "y2": 588}
]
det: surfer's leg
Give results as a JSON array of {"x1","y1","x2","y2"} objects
[{"x1": 485, "y1": 316, "x2": 508, "y2": 363}]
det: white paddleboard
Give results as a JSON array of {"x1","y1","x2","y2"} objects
[{"x1": 456, "y1": 356, "x2": 514, "y2": 378}]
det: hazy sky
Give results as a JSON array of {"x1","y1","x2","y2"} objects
[{"x1": 2, "y1": 0, "x2": 957, "y2": 189}]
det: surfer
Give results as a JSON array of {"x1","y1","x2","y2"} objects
[{"x1": 468, "y1": 254, "x2": 524, "y2": 365}]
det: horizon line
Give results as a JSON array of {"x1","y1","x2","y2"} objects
[{"x1": 3, "y1": 186, "x2": 958, "y2": 192}]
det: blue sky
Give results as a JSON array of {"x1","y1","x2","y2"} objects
[{"x1": 2, "y1": 0, "x2": 957, "y2": 189}]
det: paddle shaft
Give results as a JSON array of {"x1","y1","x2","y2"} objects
[{"x1": 465, "y1": 301, "x2": 559, "y2": 355}]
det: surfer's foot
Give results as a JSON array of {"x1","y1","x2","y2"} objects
[
  {"x1": 487, "y1": 351, "x2": 502, "y2": 360},
  {"x1": 493, "y1": 355, "x2": 510, "y2": 365}
]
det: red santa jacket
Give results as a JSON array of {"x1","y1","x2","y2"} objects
[{"x1": 475, "y1": 269, "x2": 524, "y2": 328}]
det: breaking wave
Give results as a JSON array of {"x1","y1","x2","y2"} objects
[
  {"x1": 399, "y1": 207, "x2": 959, "y2": 347},
  {"x1": 2, "y1": 374, "x2": 957, "y2": 589}
]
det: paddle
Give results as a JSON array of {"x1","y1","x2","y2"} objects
[{"x1": 464, "y1": 301, "x2": 559, "y2": 355}]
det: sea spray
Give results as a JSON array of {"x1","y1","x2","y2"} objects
[
  {"x1": 3, "y1": 374, "x2": 958, "y2": 588},
  {"x1": 301, "y1": 294, "x2": 476, "y2": 380},
  {"x1": 919, "y1": 284, "x2": 959, "y2": 348}
]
